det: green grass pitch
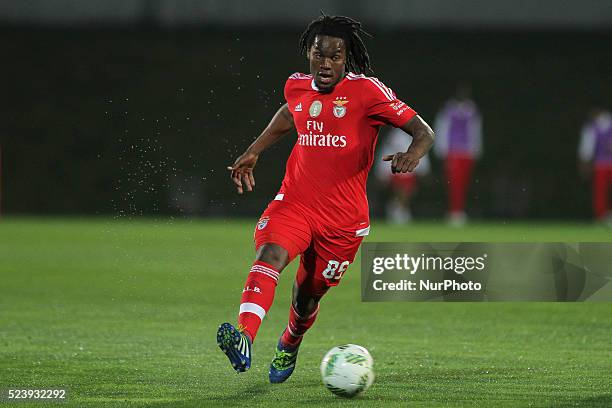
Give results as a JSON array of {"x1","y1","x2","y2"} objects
[{"x1": 1, "y1": 218, "x2": 611, "y2": 407}]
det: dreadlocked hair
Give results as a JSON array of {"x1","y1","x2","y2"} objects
[{"x1": 299, "y1": 12, "x2": 372, "y2": 75}]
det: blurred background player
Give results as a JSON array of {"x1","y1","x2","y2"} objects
[
  {"x1": 434, "y1": 84, "x2": 482, "y2": 226},
  {"x1": 578, "y1": 106, "x2": 612, "y2": 225},
  {"x1": 375, "y1": 127, "x2": 430, "y2": 223}
]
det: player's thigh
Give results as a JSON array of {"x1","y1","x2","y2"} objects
[
  {"x1": 390, "y1": 174, "x2": 417, "y2": 196},
  {"x1": 606, "y1": 166, "x2": 612, "y2": 184},
  {"x1": 253, "y1": 201, "x2": 312, "y2": 262},
  {"x1": 296, "y1": 231, "x2": 363, "y2": 295}
]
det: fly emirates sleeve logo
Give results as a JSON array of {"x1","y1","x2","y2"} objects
[{"x1": 298, "y1": 120, "x2": 347, "y2": 148}]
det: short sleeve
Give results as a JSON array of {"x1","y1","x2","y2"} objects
[
  {"x1": 283, "y1": 76, "x2": 293, "y2": 103},
  {"x1": 284, "y1": 72, "x2": 309, "y2": 104},
  {"x1": 363, "y1": 77, "x2": 417, "y2": 127}
]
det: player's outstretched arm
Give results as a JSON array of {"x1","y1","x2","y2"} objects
[
  {"x1": 383, "y1": 115, "x2": 435, "y2": 174},
  {"x1": 227, "y1": 104, "x2": 294, "y2": 194}
]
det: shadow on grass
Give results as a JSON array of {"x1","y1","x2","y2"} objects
[
  {"x1": 144, "y1": 377, "x2": 375, "y2": 407},
  {"x1": 143, "y1": 370, "x2": 612, "y2": 408}
]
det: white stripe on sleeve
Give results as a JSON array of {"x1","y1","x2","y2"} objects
[{"x1": 366, "y1": 78, "x2": 394, "y2": 101}]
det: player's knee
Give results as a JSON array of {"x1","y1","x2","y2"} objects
[
  {"x1": 292, "y1": 285, "x2": 323, "y2": 316},
  {"x1": 256, "y1": 243, "x2": 290, "y2": 271}
]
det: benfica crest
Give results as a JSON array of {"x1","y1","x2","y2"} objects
[
  {"x1": 257, "y1": 216, "x2": 270, "y2": 230},
  {"x1": 333, "y1": 97, "x2": 349, "y2": 118}
]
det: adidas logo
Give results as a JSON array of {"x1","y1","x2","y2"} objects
[
  {"x1": 295, "y1": 102, "x2": 302, "y2": 112},
  {"x1": 239, "y1": 335, "x2": 250, "y2": 358}
]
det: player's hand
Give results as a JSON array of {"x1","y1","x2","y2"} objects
[
  {"x1": 382, "y1": 152, "x2": 420, "y2": 174},
  {"x1": 227, "y1": 151, "x2": 259, "y2": 194}
]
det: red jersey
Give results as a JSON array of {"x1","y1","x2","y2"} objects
[{"x1": 277, "y1": 72, "x2": 417, "y2": 235}]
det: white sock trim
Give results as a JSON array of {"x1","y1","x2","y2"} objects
[
  {"x1": 286, "y1": 324, "x2": 302, "y2": 338},
  {"x1": 251, "y1": 265, "x2": 279, "y2": 282},
  {"x1": 291, "y1": 303, "x2": 320, "y2": 320},
  {"x1": 239, "y1": 302, "x2": 266, "y2": 321}
]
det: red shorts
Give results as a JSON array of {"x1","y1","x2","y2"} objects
[
  {"x1": 254, "y1": 200, "x2": 365, "y2": 296},
  {"x1": 389, "y1": 173, "x2": 417, "y2": 195}
]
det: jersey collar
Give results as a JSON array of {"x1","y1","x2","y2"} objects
[
  {"x1": 310, "y1": 74, "x2": 348, "y2": 93},
  {"x1": 310, "y1": 79, "x2": 319, "y2": 91}
]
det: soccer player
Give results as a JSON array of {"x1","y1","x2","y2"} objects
[
  {"x1": 433, "y1": 84, "x2": 482, "y2": 226},
  {"x1": 375, "y1": 127, "x2": 431, "y2": 224},
  {"x1": 579, "y1": 107, "x2": 612, "y2": 224},
  {"x1": 217, "y1": 14, "x2": 434, "y2": 383}
]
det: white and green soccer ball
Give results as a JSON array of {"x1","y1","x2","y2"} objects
[{"x1": 320, "y1": 344, "x2": 374, "y2": 398}]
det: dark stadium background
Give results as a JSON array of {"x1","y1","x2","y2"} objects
[{"x1": 2, "y1": 1, "x2": 611, "y2": 220}]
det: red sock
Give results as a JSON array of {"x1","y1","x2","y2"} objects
[
  {"x1": 237, "y1": 261, "x2": 279, "y2": 342},
  {"x1": 281, "y1": 304, "x2": 320, "y2": 348}
]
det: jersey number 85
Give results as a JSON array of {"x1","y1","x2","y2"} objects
[{"x1": 322, "y1": 260, "x2": 350, "y2": 280}]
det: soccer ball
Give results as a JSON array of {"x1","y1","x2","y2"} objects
[{"x1": 320, "y1": 344, "x2": 374, "y2": 398}]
